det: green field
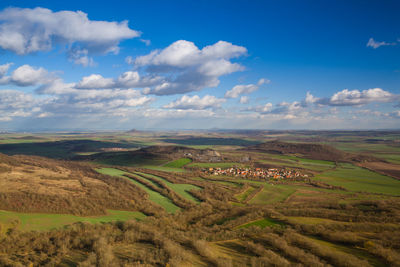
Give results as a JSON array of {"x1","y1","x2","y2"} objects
[
  {"x1": 249, "y1": 183, "x2": 296, "y2": 204},
  {"x1": 0, "y1": 209, "x2": 146, "y2": 232},
  {"x1": 97, "y1": 168, "x2": 180, "y2": 213},
  {"x1": 237, "y1": 218, "x2": 284, "y2": 229},
  {"x1": 315, "y1": 163, "x2": 400, "y2": 195},
  {"x1": 135, "y1": 172, "x2": 201, "y2": 203},
  {"x1": 188, "y1": 162, "x2": 246, "y2": 168},
  {"x1": 235, "y1": 186, "x2": 255, "y2": 202},
  {"x1": 163, "y1": 158, "x2": 192, "y2": 168},
  {"x1": 258, "y1": 153, "x2": 336, "y2": 172}
]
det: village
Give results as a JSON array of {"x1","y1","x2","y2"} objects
[{"x1": 203, "y1": 167, "x2": 307, "y2": 180}]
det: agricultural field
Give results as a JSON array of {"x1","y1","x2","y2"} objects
[
  {"x1": 96, "y1": 168, "x2": 181, "y2": 213},
  {"x1": 0, "y1": 210, "x2": 145, "y2": 232},
  {"x1": 0, "y1": 130, "x2": 400, "y2": 266}
]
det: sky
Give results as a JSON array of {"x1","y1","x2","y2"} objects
[{"x1": 0, "y1": 0, "x2": 399, "y2": 131}]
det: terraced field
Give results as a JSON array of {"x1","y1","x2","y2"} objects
[
  {"x1": 237, "y1": 218, "x2": 284, "y2": 229},
  {"x1": 135, "y1": 172, "x2": 201, "y2": 203},
  {"x1": 97, "y1": 168, "x2": 180, "y2": 213}
]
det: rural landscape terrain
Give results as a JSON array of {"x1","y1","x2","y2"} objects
[{"x1": 0, "y1": 130, "x2": 399, "y2": 266}]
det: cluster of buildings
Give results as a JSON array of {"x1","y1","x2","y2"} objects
[{"x1": 203, "y1": 167, "x2": 307, "y2": 180}]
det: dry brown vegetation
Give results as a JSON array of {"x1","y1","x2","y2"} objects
[
  {"x1": 0, "y1": 153, "x2": 161, "y2": 216},
  {"x1": 1, "y1": 195, "x2": 400, "y2": 266},
  {"x1": 1, "y1": 134, "x2": 400, "y2": 266}
]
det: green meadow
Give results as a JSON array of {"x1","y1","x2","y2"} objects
[
  {"x1": 235, "y1": 186, "x2": 255, "y2": 202},
  {"x1": 0, "y1": 209, "x2": 146, "y2": 232},
  {"x1": 97, "y1": 168, "x2": 181, "y2": 213},
  {"x1": 163, "y1": 158, "x2": 192, "y2": 168},
  {"x1": 249, "y1": 183, "x2": 296, "y2": 204},
  {"x1": 315, "y1": 163, "x2": 400, "y2": 195},
  {"x1": 135, "y1": 172, "x2": 201, "y2": 203}
]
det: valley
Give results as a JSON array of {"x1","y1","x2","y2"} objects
[{"x1": 0, "y1": 130, "x2": 399, "y2": 266}]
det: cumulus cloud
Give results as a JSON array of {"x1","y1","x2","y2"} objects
[
  {"x1": 133, "y1": 40, "x2": 247, "y2": 95},
  {"x1": 68, "y1": 48, "x2": 96, "y2": 67},
  {"x1": 75, "y1": 74, "x2": 114, "y2": 89},
  {"x1": 319, "y1": 88, "x2": 397, "y2": 106},
  {"x1": 239, "y1": 96, "x2": 249, "y2": 104},
  {"x1": 10, "y1": 64, "x2": 54, "y2": 86},
  {"x1": 366, "y1": 38, "x2": 396, "y2": 49},
  {"x1": 304, "y1": 91, "x2": 319, "y2": 105},
  {"x1": 242, "y1": 103, "x2": 273, "y2": 114},
  {"x1": 225, "y1": 78, "x2": 269, "y2": 98},
  {"x1": 163, "y1": 95, "x2": 226, "y2": 110},
  {"x1": 75, "y1": 71, "x2": 161, "y2": 89},
  {"x1": 0, "y1": 89, "x2": 44, "y2": 121},
  {"x1": 0, "y1": 62, "x2": 12, "y2": 84},
  {"x1": 0, "y1": 7, "x2": 139, "y2": 63}
]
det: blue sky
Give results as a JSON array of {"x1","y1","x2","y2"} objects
[{"x1": 0, "y1": 0, "x2": 399, "y2": 130}]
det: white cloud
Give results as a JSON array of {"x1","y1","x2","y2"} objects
[
  {"x1": 125, "y1": 56, "x2": 134, "y2": 64},
  {"x1": 0, "y1": 89, "x2": 45, "y2": 121},
  {"x1": 10, "y1": 64, "x2": 53, "y2": 86},
  {"x1": 163, "y1": 95, "x2": 226, "y2": 110},
  {"x1": 0, "y1": 62, "x2": 12, "y2": 77},
  {"x1": 243, "y1": 103, "x2": 273, "y2": 114},
  {"x1": 76, "y1": 74, "x2": 114, "y2": 89},
  {"x1": 366, "y1": 38, "x2": 396, "y2": 49},
  {"x1": 69, "y1": 48, "x2": 96, "y2": 67},
  {"x1": 324, "y1": 88, "x2": 396, "y2": 106},
  {"x1": 0, "y1": 7, "x2": 139, "y2": 62},
  {"x1": 140, "y1": 39, "x2": 151, "y2": 46},
  {"x1": 133, "y1": 40, "x2": 247, "y2": 95},
  {"x1": 225, "y1": 78, "x2": 269, "y2": 98},
  {"x1": 75, "y1": 71, "x2": 161, "y2": 90},
  {"x1": 0, "y1": 62, "x2": 12, "y2": 84},
  {"x1": 305, "y1": 91, "x2": 319, "y2": 105},
  {"x1": 239, "y1": 96, "x2": 249, "y2": 104}
]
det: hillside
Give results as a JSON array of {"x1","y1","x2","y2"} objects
[
  {"x1": 80, "y1": 145, "x2": 223, "y2": 166},
  {"x1": 244, "y1": 141, "x2": 378, "y2": 162},
  {"x1": 140, "y1": 145, "x2": 222, "y2": 162},
  {"x1": 0, "y1": 153, "x2": 156, "y2": 216}
]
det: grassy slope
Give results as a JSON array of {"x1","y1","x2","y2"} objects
[
  {"x1": 0, "y1": 210, "x2": 145, "y2": 232},
  {"x1": 136, "y1": 172, "x2": 201, "y2": 203},
  {"x1": 188, "y1": 162, "x2": 246, "y2": 168},
  {"x1": 315, "y1": 163, "x2": 400, "y2": 195},
  {"x1": 163, "y1": 158, "x2": 192, "y2": 168},
  {"x1": 234, "y1": 187, "x2": 255, "y2": 202},
  {"x1": 249, "y1": 184, "x2": 296, "y2": 204},
  {"x1": 97, "y1": 168, "x2": 180, "y2": 213}
]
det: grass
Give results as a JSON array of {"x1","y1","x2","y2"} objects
[
  {"x1": 234, "y1": 186, "x2": 255, "y2": 202},
  {"x1": 0, "y1": 209, "x2": 146, "y2": 232},
  {"x1": 96, "y1": 168, "x2": 180, "y2": 213},
  {"x1": 314, "y1": 163, "x2": 400, "y2": 196},
  {"x1": 308, "y1": 236, "x2": 386, "y2": 267},
  {"x1": 140, "y1": 165, "x2": 186, "y2": 172},
  {"x1": 249, "y1": 183, "x2": 296, "y2": 204},
  {"x1": 163, "y1": 158, "x2": 192, "y2": 168},
  {"x1": 135, "y1": 172, "x2": 201, "y2": 203},
  {"x1": 237, "y1": 218, "x2": 284, "y2": 229},
  {"x1": 257, "y1": 153, "x2": 336, "y2": 172},
  {"x1": 188, "y1": 162, "x2": 246, "y2": 168}
]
